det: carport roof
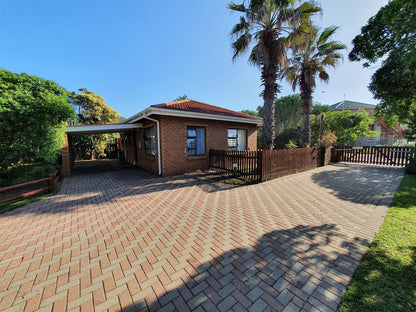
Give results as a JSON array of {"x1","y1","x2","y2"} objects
[{"x1": 66, "y1": 123, "x2": 142, "y2": 135}]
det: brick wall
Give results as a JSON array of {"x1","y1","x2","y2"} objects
[
  {"x1": 120, "y1": 115, "x2": 258, "y2": 176},
  {"x1": 159, "y1": 116, "x2": 257, "y2": 176},
  {"x1": 120, "y1": 119, "x2": 160, "y2": 174},
  {"x1": 62, "y1": 134, "x2": 71, "y2": 177}
]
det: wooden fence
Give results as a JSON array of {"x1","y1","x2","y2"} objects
[
  {"x1": 331, "y1": 146, "x2": 415, "y2": 167},
  {"x1": 209, "y1": 147, "x2": 328, "y2": 182},
  {"x1": 0, "y1": 168, "x2": 61, "y2": 205},
  {"x1": 261, "y1": 148, "x2": 321, "y2": 181},
  {"x1": 209, "y1": 150, "x2": 261, "y2": 181}
]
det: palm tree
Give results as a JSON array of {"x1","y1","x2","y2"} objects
[
  {"x1": 174, "y1": 95, "x2": 189, "y2": 101},
  {"x1": 284, "y1": 25, "x2": 346, "y2": 146},
  {"x1": 229, "y1": 0, "x2": 319, "y2": 150}
]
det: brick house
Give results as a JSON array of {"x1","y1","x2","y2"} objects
[{"x1": 118, "y1": 100, "x2": 262, "y2": 176}]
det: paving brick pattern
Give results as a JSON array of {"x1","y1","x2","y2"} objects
[{"x1": 0, "y1": 164, "x2": 404, "y2": 312}]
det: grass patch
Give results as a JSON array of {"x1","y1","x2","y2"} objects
[
  {"x1": 0, "y1": 182, "x2": 61, "y2": 214},
  {"x1": 338, "y1": 174, "x2": 416, "y2": 312},
  {"x1": 0, "y1": 193, "x2": 50, "y2": 214}
]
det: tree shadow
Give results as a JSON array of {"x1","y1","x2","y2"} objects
[
  {"x1": 311, "y1": 164, "x2": 404, "y2": 205},
  {"x1": 123, "y1": 224, "x2": 371, "y2": 312}
]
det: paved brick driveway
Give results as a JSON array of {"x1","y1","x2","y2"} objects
[{"x1": 0, "y1": 164, "x2": 404, "y2": 312}]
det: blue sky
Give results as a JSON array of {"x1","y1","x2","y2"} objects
[{"x1": 1, "y1": 0, "x2": 387, "y2": 118}]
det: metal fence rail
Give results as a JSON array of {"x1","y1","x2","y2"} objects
[{"x1": 331, "y1": 146, "x2": 415, "y2": 167}]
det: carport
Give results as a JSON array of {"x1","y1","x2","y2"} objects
[{"x1": 62, "y1": 123, "x2": 142, "y2": 177}]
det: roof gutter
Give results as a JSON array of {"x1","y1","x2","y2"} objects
[{"x1": 142, "y1": 112, "x2": 162, "y2": 176}]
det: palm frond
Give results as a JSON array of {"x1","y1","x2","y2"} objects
[
  {"x1": 321, "y1": 56, "x2": 335, "y2": 67},
  {"x1": 228, "y1": 2, "x2": 246, "y2": 13},
  {"x1": 318, "y1": 70, "x2": 329, "y2": 82},
  {"x1": 299, "y1": 2, "x2": 321, "y2": 16},
  {"x1": 317, "y1": 26, "x2": 337, "y2": 44},
  {"x1": 230, "y1": 16, "x2": 250, "y2": 37},
  {"x1": 284, "y1": 65, "x2": 300, "y2": 91},
  {"x1": 331, "y1": 43, "x2": 347, "y2": 51},
  {"x1": 232, "y1": 32, "x2": 252, "y2": 60},
  {"x1": 249, "y1": 44, "x2": 261, "y2": 66}
]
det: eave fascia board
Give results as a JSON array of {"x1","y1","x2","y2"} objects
[{"x1": 66, "y1": 123, "x2": 142, "y2": 135}]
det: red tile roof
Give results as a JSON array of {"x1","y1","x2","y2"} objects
[{"x1": 151, "y1": 100, "x2": 262, "y2": 121}]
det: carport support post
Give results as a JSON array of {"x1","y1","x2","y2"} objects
[{"x1": 62, "y1": 134, "x2": 71, "y2": 178}]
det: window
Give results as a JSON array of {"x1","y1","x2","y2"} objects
[
  {"x1": 144, "y1": 127, "x2": 156, "y2": 156},
  {"x1": 228, "y1": 129, "x2": 247, "y2": 151},
  {"x1": 187, "y1": 127, "x2": 205, "y2": 156}
]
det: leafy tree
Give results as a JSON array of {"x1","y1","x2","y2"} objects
[
  {"x1": 69, "y1": 89, "x2": 120, "y2": 159},
  {"x1": 324, "y1": 110, "x2": 378, "y2": 145},
  {"x1": 174, "y1": 95, "x2": 189, "y2": 101},
  {"x1": 349, "y1": 0, "x2": 416, "y2": 140},
  {"x1": 275, "y1": 128, "x2": 300, "y2": 148},
  {"x1": 284, "y1": 25, "x2": 345, "y2": 146},
  {"x1": 0, "y1": 68, "x2": 75, "y2": 173},
  {"x1": 274, "y1": 94, "x2": 302, "y2": 132},
  {"x1": 312, "y1": 103, "x2": 330, "y2": 115},
  {"x1": 229, "y1": 0, "x2": 320, "y2": 150},
  {"x1": 240, "y1": 109, "x2": 260, "y2": 117}
]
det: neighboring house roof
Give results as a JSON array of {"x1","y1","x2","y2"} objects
[
  {"x1": 124, "y1": 99, "x2": 263, "y2": 125},
  {"x1": 330, "y1": 100, "x2": 376, "y2": 111}
]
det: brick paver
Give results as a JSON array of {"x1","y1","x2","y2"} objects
[{"x1": 0, "y1": 164, "x2": 404, "y2": 311}]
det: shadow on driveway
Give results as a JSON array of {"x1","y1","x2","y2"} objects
[
  {"x1": 311, "y1": 164, "x2": 404, "y2": 205},
  {"x1": 125, "y1": 223, "x2": 369, "y2": 312}
]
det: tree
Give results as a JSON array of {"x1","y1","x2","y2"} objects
[
  {"x1": 284, "y1": 25, "x2": 345, "y2": 146},
  {"x1": 324, "y1": 110, "x2": 378, "y2": 146},
  {"x1": 69, "y1": 89, "x2": 120, "y2": 159},
  {"x1": 349, "y1": 0, "x2": 416, "y2": 140},
  {"x1": 312, "y1": 103, "x2": 330, "y2": 115},
  {"x1": 240, "y1": 109, "x2": 260, "y2": 117},
  {"x1": 257, "y1": 98, "x2": 326, "y2": 147},
  {"x1": 229, "y1": 0, "x2": 320, "y2": 149},
  {"x1": 0, "y1": 68, "x2": 75, "y2": 172},
  {"x1": 174, "y1": 95, "x2": 189, "y2": 101},
  {"x1": 274, "y1": 94, "x2": 302, "y2": 132}
]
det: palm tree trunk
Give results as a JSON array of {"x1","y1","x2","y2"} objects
[
  {"x1": 300, "y1": 86, "x2": 313, "y2": 147},
  {"x1": 262, "y1": 65, "x2": 278, "y2": 150}
]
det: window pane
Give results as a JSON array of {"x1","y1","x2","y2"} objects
[
  {"x1": 187, "y1": 128, "x2": 196, "y2": 137},
  {"x1": 228, "y1": 129, "x2": 237, "y2": 137},
  {"x1": 187, "y1": 138, "x2": 196, "y2": 149},
  {"x1": 196, "y1": 128, "x2": 205, "y2": 155},
  {"x1": 237, "y1": 129, "x2": 246, "y2": 151},
  {"x1": 144, "y1": 126, "x2": 156, "y2": 155},
  {"x1": 228, "y1": 138, "x2": 237, "y2": 148},
  {"x1": 187, "y1": 127, "x2": 205, "y2": 156},
  {"x1": 228, "y1": 129, "x2": 237, "y2": 150}
]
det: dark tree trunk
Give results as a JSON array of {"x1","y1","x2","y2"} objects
[
  {"x1": 261, "y1": 65, "x2": 278, "y2": 150},
  {"x1": 300, "y1": 83, "x2": 313, "y2": 147}
]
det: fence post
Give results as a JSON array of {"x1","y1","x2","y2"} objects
[
  {"x1": 259, "y1": 150, "x2": 264, "y2": 181},
  {"x1": 209, "y1": 149, "x2": 212, "y2": 170},
  {"x1": 49, "y1": 174, "x2": 55, "y2": 193}
]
